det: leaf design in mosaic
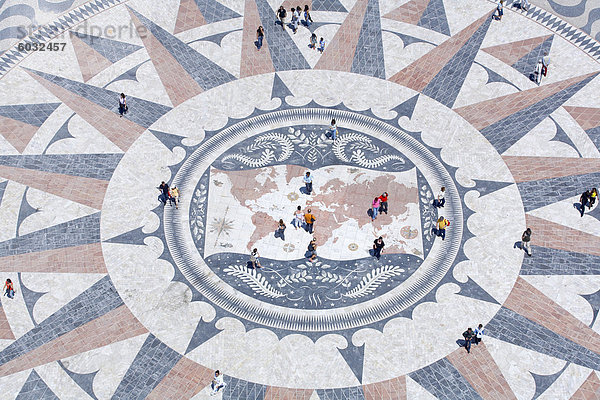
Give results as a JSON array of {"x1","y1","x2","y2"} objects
[
  {"x1": 344, "y1": 265, "x2": 405, "y2": 298},
  {"x1": 191, "y1": 184, "x2": 208, "y2": 241},
  {"x1": 333, "y1": 133, "x2": 405, "y2": 168},
  {"x1": 221, "y1": 132, "x2": 293, "y2": 168},
  {"x1": 420, "y1": 185, "x2": 436, "y2": 242},
  {"x1": 224, "y1": 265, "x2": 285, "y2": 298}
]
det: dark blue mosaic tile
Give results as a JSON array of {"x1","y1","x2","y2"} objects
[
  {"x1": 0, "y1": 103, "x2": 60, "y2": 127},
  {"x1": 312, "y1": 0, "x2": 347, "y2": 12},
  {"x1": 255, "y1": 0, "x2": 310, "y2": 71},
  {"x1": 0, "y1": 154, "x2": 123, "y2": 181},
  {"x1": 58, "y1": 360, "x2": 99, "y2": 400},
  {"x1": 512, "y1": 35, "x2": 554, "y2": 79},
  {"x1": 516, "y1": 171, "x2": 600, "y2": 212},
  {"x1": 316, "y1": 387, "x2": 365, "y2": 399},
  {"x1": 417, "y1": 0, "x2": 451, "y2": 36},
  {"x1": 129, "y1": 8, "x2": 236, "y2": 91},
  {"x1": 71, "y1": 31, "x2": 142, "y2": 63},
  {"x1": 0, "y1": 180, "x2": 7, "y2": 207},
  {"x1": 481, "y1": 73, "x2": 597, "y2": 154},
  {"x1": 0, "y1": 276, "x2": 123, "y2": 366},
  {"x1": 586, "y1": 126, "x2": 600, "y2": 151},
  {"x1": 192, "y1": 0, "x2": 240, "y2": 23},
  {"x1": 15, "y1": 370, "x2": 58, "y2": 400},
  {"x1": 0, "y1": 212, "x2": 100, "y2": 256},
  {"x1": 422, "y1": 13, "x2": 492, "y2": 108},
  {"x1": 351, "y1": 0, "x2": 385, "y2": 79},
  {"x1": 223, "y1": 376, "x2": 267, "y2": 400},
  {"x1": 409, "y1": 358, "x2": 482, "y2": 400},
  {"x1": 530, "y1": 363, "x2": 569, "y2": 399},
  {"x1": 112, "y1": 334, "x2": 182, "y2": 400},
  {"x1": 520, "y1": 246, "x2": 600, "y2": 275},
  {"x1": 486, "y1": 307, "x2": 600, "y2": 370}
]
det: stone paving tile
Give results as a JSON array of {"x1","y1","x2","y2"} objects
[
  {"x1": 421, "y1": 10, "x2": 492, "y2": 108},
  {"x1": 174, "y1": 0, "x2": 207, "y2": 34},
  {"x1": 417, "y1": 0, "x2": 450, "y2": 36},
  {"x1": 0, "y1": 115, "x2": 41, "y2": 153},
  {"x1": 15, "y1": 370, "x2": 58, "y2": 400},
  {"x1": 129, "y1": 7, "x2": 236, "y2": 92},
  {"x1": 112, "y1": 334, "x2": 182, "y2": 400},
  {"x1": 564, "y1": 106, "x2": 600, "y2": 131},
  {"x1": 520, "y1": 245, "x2": 600, "y2": 275},
  {"x1": 587, "y1": 126, "x2": 600, "y2": 153},
  {"x1": 351, "y1": 0, "x2": 385, "y2": 79},
  {"x1": 264, "y1": 386, "x2": 314, "y2": 400},
  {"x1": 253, "y1": 0, "x2": 308, "y2": 72},
  {"x1": 503, "y1": 156, "x2": 600, "y2": 182},
  {"x1": 389, "y1": 11, "x2": 490, "y2": 93},
  {"x1": 517, "y1": 171, "x2": 600, "y2": 212},
  {"x1": 0, "y1": 212, "x2": 100, "y2": 256},
  {"x1": 316, "y1": 387, "x2": 366, "y2": 399},
  {"x1": 570, "y1": 371, "x2": 600, "y2": 399},
  {"x1": 362, "y1": 375, "x2": 406, "y2": 400},
  {"x1": 526, "y1": 214, "x2": 600, "y2": 257},
  {"x1": 71, "y1": 32, "x2": 142, "y2": 63},
  {"x1": 240, "y1": 0, "x2": 274, "y2": 78},
  {"x1": 0, "y1": 154, "x2": 122, "y2": 181},
  {"x1": 315, "y1": 0, "x2": 369, "y2": 73},
  {"x1": 0, "y1": 103, "x2": 61, "y2": 127},
  {"x1": 486, "y1": 307, "x2": 600, "y2": 370},
  {"x1": 128, "y1": 9, "x2": 203, "y2": 106},
  {"x1": 313, "y1": 0, "x2": 347, "y2": 12},
  {"x1": 192, "y1": 0, "x2": 240, "y2": 23},
  {"x1": 504, "y1": 277, "x2": 600, "y2": 354},
  {"x1": 146, "y1": 355, "x2": 213, "y2": 399},
  {"x1": 483, "y1": 35, "x2": 553, "y2": 66},
  {"x1": 383, "y1": 0, "x2": 430, "y2": 25},
  {"x1": 511, "y1": 35, "x2": 554, "y2": 79},
  {"x1": 446, "y1": 343, "x2": 516, "y2": 400},
  {"x1": 0, "y1": 165, "x2": 108, "y2": 209},
  {"x1": 69, "y1": 31, "x2": 113, "y2": 82},
  {"x1": 0, "y1": 243, "x2": 107, "y2": 274},
  {"x1": 0, "y1": 300, "x2": 15, "y2": 340},
  {"x1": 223, "y1": 376, "x2": 267, "y2": 399},
  {"x1": 409, "y1": 358, "x2": 482, "y2": 400}
]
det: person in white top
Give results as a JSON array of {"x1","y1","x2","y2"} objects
[
  {"x1": 210, "y1": 370, "x2": 225, "y2": 395},
  {"x1": 328, "y1": 118, "x2": 338, "y2": 141},
  {"x1": 291, "y1": 7, "x2": 300, "y2": 33},
  {"x1": 293, "y1": 205, "x2": 304, "y2": 230},
  {"x1": 535, "y1": 60, "x2": 543, "y2": 84},
  {"x1": 435, "y1": 186, "x2": 445, "y2": 208}
]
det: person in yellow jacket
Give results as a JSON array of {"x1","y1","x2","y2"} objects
[
  {"x1": 170, "y1": 186, "x2": 180, "y2": 209},
  {"x1": 437, "y1": 216, "x2": 450, "y2": 241}
]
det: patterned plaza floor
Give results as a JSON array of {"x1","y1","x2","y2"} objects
[{"x1": 1, "y1": 0, "x2": 600, "y2": 399}]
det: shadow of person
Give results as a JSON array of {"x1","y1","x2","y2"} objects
[
  {"x1": 456, "y1": 339, "x2": 467, "y2": 348},
  {"x1": 246, "y1": 261, "x2": 255, "y2": 269},
  {"x1": 514, "y1": 241, "x2": 522, "y2": 249},
  {"x1": 300, "y1": 187, "x2": 310, "y2": 195}
]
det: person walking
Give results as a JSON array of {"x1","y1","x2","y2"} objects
[
  {"x1": 309, "y1": 33, "x2": 317, "y2": 49},
  {"x1": 463, "y1": 327, "x2": 475, "y2": 353},
  {"x1": 373, "y1": 236, "x2": 385, "y2": 260},
  {"x1": 293, "y1": 206, "x2": 304, "y2": 230},
  {"x1": 542, "y1": 52, "x2": 550, "y2": 76},
  {"x1": 277, "y1": 6, "x2": 287, "y2": 30},
  {"x1": 291, "y1": 7, "x2": 299, "y2": 33},
  {"x1": 3, "y1": 279, "x2": 14, "y2": 299},
  {"x1": 591, "y1": 188, "x2": 598, "y2": 208},
  {"x1": 250, "y1": 248, "x2": 262, "y2": 269},
  {"x1": 436, "y1": 216, "x2": 449, "y2": 240},
  {"x1": 210, "y1": 370, "x2": 225, "y2": 396},
  {"x1": 158, "y1": 181, "x2": 170, "y2": 205},
  {"x1": 303, "y1": 171, "x2": 313, "y2": 194},
  {"x1": 494, "y1": 0, "x2": 504, "y2": 20},
  {"x1": 170, "y1": 186, "x2": 179, "y2": 209},
  {"x1": 371, "y1": 196, "x2": 381, "y2": 221},
  {"x1": 535, "y1": 59, "x2": 543, "y2": 84},
  {"x1": 275, "y1": 219, "x2": 286, "y2": 241},
  {"x1": 435, "y1": 187, "x2": 445, "y2": 208},
  {"x1": 318, "y1": 37, "x2": 325, "y2": 53},
  {"x1": 580, "y1": 190, "x2": 591, "y2": 217},
  {"x1": 521, "y1": 228, "x2": 532, "y2": 257},
  {"x1": 256, "y1": 26, "x2": 265, "y2": 50},
  {"x1": 328, "y1": 119, "x2": 338, "y2": 140},
  {"x1": 474, "y1": 324, "x2": 485, "y2": 344},
  {"x1": 379, "y1": 192, "x2": 388, "y2": 214},
  {"x1": 118, "y1": 93, "x2": 127, "y2": 117},
  {"x1": 303, "y1": 4, "x2": 313, "y2": 27},
  {"x1": 304, "y1": 209, "x2": 316, "y2": 234},
  {"x1": 308, "y1": 237, "x2": 317, "y2": 262}
]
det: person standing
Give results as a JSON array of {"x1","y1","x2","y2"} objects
[
  {"x1": 308, "y1": 237, "x2": 317, "y2": 262},
  {"x1": 158, "y1": 181, "x2": 170, "y2": 205},
  {"x1": 256, "y1": 26, "x2": 265, "y2": 50},
  {"x1": 373, "y1": 237, "x2": 385, "y2": 260},
  {"x1": 474, "y1": 324, "x2": 485, "y2": 344},
  {"x1": 435, "y1": 187, "x2": 445, "y2": 208},
  {"x1": 250, "y1": 248, "x2": 262, "y2": 269},
  {"x1": 293, "y1": 206, "x2": 304, "y2": 230},
  {"x1": 463, "y1": 327, "x2": 474, "y2": 353},
  {"x1": 318, "y1": 37, "x2": 325, "y2": 53},
  {"x1": 303, "y1": 172, "x2": 313, "y2": 194},
  {"x1": 210, "y1": 370, "x2": 225, "y2": 396},
  {"x1": 328, "y1": 119, "x2": 338, "y2": 140},
  {"x1": 291, "y1": 7, "x2": 299, "y2": 33},
  {"x1": 521, "y1": 228, "x2": 532, "y2": 257},
  {"x1": 277, "y1": 6, "x2": 287, "y2": 30},
  {"x1": 436, "y1": 216, "x2": 449, "y2": 240},
  {"x1": 303, "y1": 4, "x2": 313, "y2": 27},
  {"x1": 276, "y1": 219, "x2": 286, "y2": 241},
  {"x1": 535, "y1": 60, "x2": 543, "y2": 85},
  {"x1": 371, "y1": 196, "x2": 381, "y2": 221},
  {"x1": 3, "y1": 279, "x2": 14, "y2": 299},
  {"x1": 379, "y1": 192, "x2": 388, "y2": 214},
  {"x1": 118, "y1": 93, "x2": 127, "y2": 117},
  {"x1": 170, "y1": 186, "x2": 179, "y2": 209},
  {"x1": 580, "y1": 190, "x2": 591, "y2": 217},
  {"x1": 304, "y1": 209, "x2": 316, "y2": 234},
  {"x1": 309, "y1": 33, "x2": 317, "y2": 49},
  {"x1": 542, "y1": 52, "x2": 550, "y2": 77}
]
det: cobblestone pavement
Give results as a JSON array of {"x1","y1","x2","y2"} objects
[{"x1": 0, "y1": 0, "x2": 600, "y2": 399}]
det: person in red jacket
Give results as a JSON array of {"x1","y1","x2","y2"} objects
[{"x1": 379, "y1": 192, "x2": 388, "y2": 215}]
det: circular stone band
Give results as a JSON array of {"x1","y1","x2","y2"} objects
[{"x1": 165, "y1": 107, "x2": 464, "y2": 332}]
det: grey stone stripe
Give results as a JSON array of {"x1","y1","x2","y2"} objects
[
  {"x1": 0, "y1": 154, "x2": 123, "y2": 181},
  {"x1": 0, "y1": 212, "x2": 101, "y2": 257},
  {"x1": 71, "y1": 32, "x2": 142, "y2": 63},
  {"x1": 0, "y1": 103, "x2": 60, "y2": 127},
  {"x1": 409, "y1": 358, "x2": 482, "y2": 400},
  {"x1": 486, "y1": 307, "x2": 600, "y2": 370},
  {"x1": 417, "y1": 0, "x2": 451, "y2": 36},
  {"x1": 129, "y1": 8, "x2": 236, "y2": 91},
  {"x1": 0, "y1": 276, "x2": 123, "y2": 366},
  {"x1": 351, "y1": 0, "x2": 385, "y2": 80},
  {"x1": 520, "y1": 246, "x2": 600, "y2": 275},
  {"x1": 192, "y1": 0, "x2": 240, "y2": 23},
  {"x1": 16, "y1": 370, "x2": 59, "y2": 400},
  {"x1": 312, "y1": 0, "x2": 347, "y2": 12},
  {"x1": 316, "y1": 387, "x2": 365, "y2": 400},
  {"x1": 111, "y1": 334, "x2": 182, "y2": 400},
  {"x1": 223, "y1": 376, "x2": 267, "y2": 400},
  {"x1": 516, "y1": 171, "x2": 600, "y2": 213},
  {"x1": 481, "y1": 73, "x2": 597, "y2": 155}
]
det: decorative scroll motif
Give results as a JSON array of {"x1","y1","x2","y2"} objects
[
  {"x1": 221, "y1": 132, "x2": 294, "y2": 168},
  {"x1": 332, "y1": 133, "x2": 405, "y2": 168},
  {"x1": 343, "y1": 265, "x2": 405, "y2": 298},
  {"x1": 224, "y1": 265, "x2": 285, "y2": 298},
  {"x1": 420, "y1": 185, "x2": 436, "y2": 242}
]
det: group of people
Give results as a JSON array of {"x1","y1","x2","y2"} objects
[
  {"x1": 579, "y1": 188, "x2": 598, "y2": 217},
  {"x1": 370, "y1": 192, "x2": 389, "y2": 221},
  {"x1": 462, "y1": 324, "x2": 485, "y2": 353},
  {"x1": 158, "y1": 181, "x2": 180, "y2": 209}
]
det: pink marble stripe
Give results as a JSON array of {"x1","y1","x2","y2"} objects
[
  {"x1": 240, "y1": 0, "x2": 274, "y2": 78},
  {"x1": 482, "y1": 35, "x2": 552, "y2": 66},
  {"x1": 564, "y1": 106, "x2": 600, "y2": 131},
  {"x1": 146, "y1": 356, "x2": 214, "y2": 400},
  {"x1": 503, "y1": 156, "x2": 600, "y2": 182},
  {"x1": 174, "y1": 0, "x2": 207, "y2": 34},
  {"x1": 526, "y1": 214, "x2": 600, "y2": 257},
  {"x1": 383, "y1": 0, "x2": 430, "y2": 25},
  {"x1": 571, "y1": 371, "x2": 600, "y2": 399},
  {"x1": 70, "y1": 31, "x2": 113, "y2": 82},
  {"x1": 363, "y1": 375, "x2": 407, "y2": 400},
  {"x1": 0, "y1": 302, "x2": 15, "y2": 340},
  {"x1": 0, "y1": 243, "x2": 107, "y2": 274},
  {"x1": 0, "y1": 115, "x2": 39, "y2": 153}
]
